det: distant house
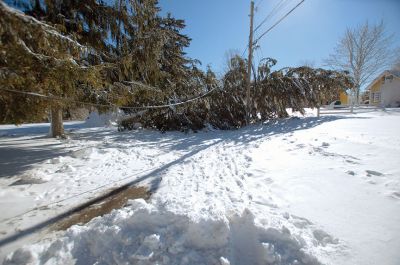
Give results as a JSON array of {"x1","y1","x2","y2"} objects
[
  {"x1": 339, "y1": 90, "x2": 349, "y2": 105},
  {"x1": 367, "y1": 70, "x2": 400, "y2": 107},
  {"x1": 322, "y1": 90, "x2": 351, "y2": 106}
]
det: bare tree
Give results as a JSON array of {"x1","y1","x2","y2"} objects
[
  {"x1": 325, "y1": 21, "x2": 395, "y2": 103},
  {"x1": 394, "y1": 62, "x2": 400, "y2": 71},
  {"x1": 392, "y1": 48, "x2": 400, "y2": 71}
]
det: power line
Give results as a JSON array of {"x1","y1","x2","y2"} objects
[
  {"x1": 259, "y1": 44, "x2": 265, "y2": 59},
  {"x1": 254, "y1": 0, "x2": 292, "y2": 33},
  {"x1": 0, "y1": 88, "x2": 115, "y2": 108},
  {"x1": 255, "y1": 45, "x2": 262, "y2": 68},
  {"x1": 255, "y1": 0, "x2": 266, "y2": 10},
  {"x1": 241, "y1": 46, "x2": 248, "y2": 58},
  {"x1": 242, "y1": 0, "x2": 302, "y2": 60},
  {"x1": 254, "y1": 0, "x2": 305, "y2": 45},
  {"x1": 0, "y1": 85, "x2": 217, "y2": 110}
]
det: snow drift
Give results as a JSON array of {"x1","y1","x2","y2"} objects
[{"x1": 4, "y1": 199, "x2": 320, "y2": 265}]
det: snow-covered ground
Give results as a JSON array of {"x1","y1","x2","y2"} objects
[{"x1": 0, "y1": 109, "x2": 399, "y2": 265}]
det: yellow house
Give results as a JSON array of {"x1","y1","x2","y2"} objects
[
  {"x1": 339, "y1": 91, "x2": 349, "y2": 105},
  {"x1": 367, "y1": 70, "x2": 400, "y2": 107},
  {"x1": 324, "y1": 90, "x2": 350, "y2": 106},
  {"x1": 369, "y1": 79, "x2": 381, "y2": 104}
]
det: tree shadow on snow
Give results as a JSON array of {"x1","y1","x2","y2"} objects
[
  {"x1": 0, "y1": 138, "x2": 223, "y2": 248},
  {"x1": 0, "y1": 115, "x2": 368, "y2": 248},
  {"x1": 72, "y1": 115, "x2": 369, "y2": 152},
  {"x1": 0, "y1": 122, "x2": 85, "y2": 137},
  {"x1": 227, "y1": 115, "x2": 369, "y2": 146},
  {"x1": 0, "y1": 142, "x2": 69, "y2": 179},
  {"x1": 0, "y1": 115, "x2": 367, "y2": 180}
]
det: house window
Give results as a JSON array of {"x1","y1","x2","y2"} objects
[
  {"x1": 386, "y1": 75, "x2": 393, "y2": 83},
  {"x1": 374, "y1": 92, "x2": 381, "y2": 102}
]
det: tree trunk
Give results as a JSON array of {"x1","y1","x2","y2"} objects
[
  {"x1": 356, "y1": 87, "x2": 360, "y2": 105},
  {"x1": 50, "y1": 105, "x2": 64, "y2": 138}
]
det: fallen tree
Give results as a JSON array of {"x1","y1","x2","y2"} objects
[{"x1": 119, "y1": 57, "x2": 353, "y2": 132}]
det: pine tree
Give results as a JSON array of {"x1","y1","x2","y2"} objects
[
  {"x1": 1, "y1": 0, "x2": 207, "y2": 133},
  {"x1": 0, "y1": 2, "x2": 100, "y2": 136}
]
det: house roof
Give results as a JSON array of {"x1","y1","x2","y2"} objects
[
  {"x1": 389, "y1": 69, "x2": 400, "y2": 78},
  {"x1": 366, "y1": 70, "x2": 400, "y2": 91}
]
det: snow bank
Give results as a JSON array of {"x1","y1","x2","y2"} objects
[
  {"x1": 84, "y1": 110, "x2": 123, "y2": 128},
  {"x1": 4, "y1": 199, "x2": 320, "y2": 265}
]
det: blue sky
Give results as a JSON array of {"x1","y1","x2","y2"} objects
[{"x1": 159, "y1": 0, "x2": 400, "y2": 74}]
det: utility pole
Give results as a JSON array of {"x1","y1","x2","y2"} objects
[{"x1": 246, "y1": 0, "x2": 255, "y2": 125}]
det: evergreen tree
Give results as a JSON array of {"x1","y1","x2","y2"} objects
[
  {"x1": 1, "y1": 0, "x2": 207, "y2": 134},
  {"x1": 0, "y1": 2, "x2": 104, "y2": 136}
]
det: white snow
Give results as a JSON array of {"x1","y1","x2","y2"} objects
[
  {"x1": 1, "y1": 109, "x2": 400, "y2": 265},
  {"x1": 84, "y1": 110, "x2": 123, "y2": 127}
]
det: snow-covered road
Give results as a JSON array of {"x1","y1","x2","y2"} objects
[{"x1": 1, "y1": 109, "x2": 399, "y2": 264}]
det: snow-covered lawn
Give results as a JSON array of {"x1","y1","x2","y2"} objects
[{"x1": 0, "y1": 109, "x2": 399, "y2": 265}]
